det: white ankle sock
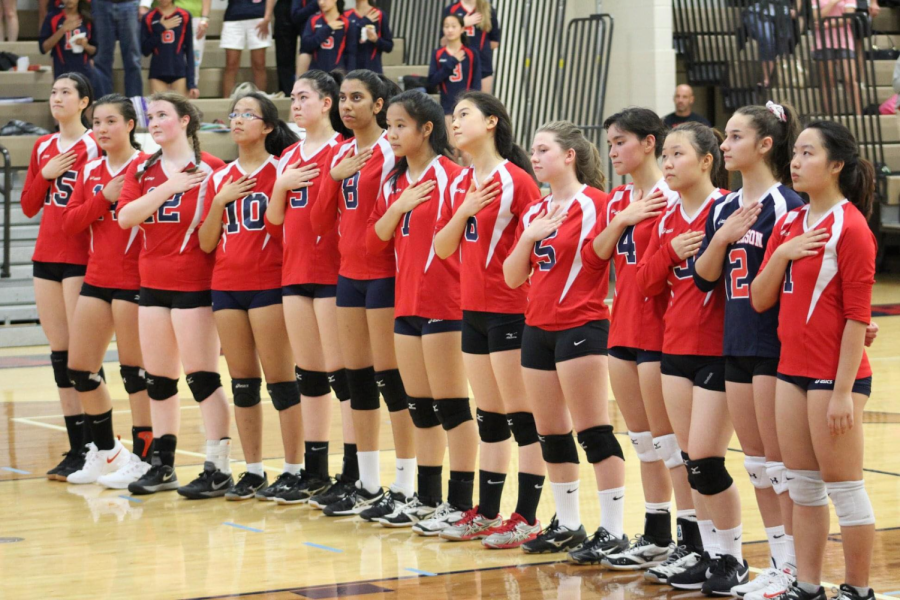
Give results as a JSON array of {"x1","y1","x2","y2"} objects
[
  {"x1": 551, "y1": 480, "x2": 581, "y2": 530},
  {"x1": 765, "y1": 525, "x2": 786, "y2": 568},
  {"x1": 395, "y1": 457, "x2": 416, "y2": 497},
  {"x1": 716, "y1": 524, "x2": 743, "y2": 562},
  {"x1": 247, "y1": 462, "x2": 264, "y2": 477},
  {"x1": 597, "y1": 487, "x2": 626, "y2": 538},
  {"x1": 647, "y1": 501, "x2": 672, "y2": 515},
  {"x1": 358, "y1": 450, "x2": 381, "y2": 493},
  {"x1": 283, "y1": 462, "x2": 302, "y2": 475},
  {"x1": 784, "y1": 534, "x2": 796, "y2": 567},
  {"x1": 699, "y1": 519, "x2": 718, "y2": 558},
  {"x1": 206, "y1": 438, "x2": 231, "y2": 474}
]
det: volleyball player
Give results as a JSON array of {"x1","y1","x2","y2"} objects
[
  {"x1": 300, "y1": 0, "x2": 356, "y2": 74},
  {"x1": 429, "y1": 14, "x2": 481, "y2": 131},
  {"x1": 117, "y1": 93, "x2": 230, "y2": 498},
  {"x1": 22, "y1": 73, "x2": 99, "y2": 481},
  {"x1": 344, "y1": 0, "x2": 392, "y2": 74},
  {"x1": 433, "y1": 91, "x2": 546, "y2": 548},
  {"x1": 442, "y1": 0, "x2": 500, "y2": 94},
  {"x1": 140, "y1": 0, "x2": 197, "y2": 98},
  {"x1": 198, "y1": 93, "x2": 301, "y2": 500}
]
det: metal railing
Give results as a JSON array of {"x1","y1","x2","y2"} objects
[
  {"x1": 390, "y1": 0, "x2": 446, "y2": 65},
  {"x1": 1, "y1": 144, "x2": 10, "y2": 279}
]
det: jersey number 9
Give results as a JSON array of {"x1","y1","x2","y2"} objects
[{"x1": 534, "y1": 230, "x2": 558, "y2": 271}]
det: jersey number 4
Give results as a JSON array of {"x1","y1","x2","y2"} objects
[
  {"x1": 534, "y1": 230, "x2": 558, "y2": 271},
  {"x1": 616, "y1": 225, "x2": 637, "y2": 264},
  {"x1": 342, "y1": 172, "x2": 360, "y2": 210},
  {"x1": 727, "y1": 248, "x2": 750, "y2": 299},
  {"x1": 225, "y1": 193, "x2": 268, "y2": 233}
]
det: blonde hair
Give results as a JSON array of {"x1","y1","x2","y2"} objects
[
  {"x1": 475, "y1": 0, "x2": 492, "y2": 33},
  {"x1": 536, "y1": 120, "x2": 607, "y2": 191}
]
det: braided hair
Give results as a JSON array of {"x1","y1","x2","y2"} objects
[{"x1": 136, "y1": 92, "x2": 202, "y2": 181}]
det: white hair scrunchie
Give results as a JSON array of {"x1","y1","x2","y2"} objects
[{"x1": 766, "y1": 101, "x2": 787, "y2": 123}]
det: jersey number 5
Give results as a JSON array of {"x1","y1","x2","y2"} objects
[
  {"x1": 727, "y1": 248, "x2": 750, "y2": 299},
  {"x1": 289, "y1": 186, "x2": 308, "y2": 208},
  {"x1": 534, "y1": 230, "x2": 558, "y2": 271},
  {"x1": 342, "y1": 172, "x2": 360, "y2": 210},
  {"x1": 673, "y1": 256, "x2": 695, "y2": 280},
  {"x1": 49, "y1": 170, "x2": 79, "y2": 207},
  {"x1": 616, "y1": 225, "x2": 637, "y2": 264}
]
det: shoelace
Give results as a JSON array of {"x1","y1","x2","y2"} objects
[
  {"x1": 537, "y1": 516, "x2": 561, "y2": 538},
  {"x1": 491, "y1": 515, "x2": 526, "y2": 535},
  {"x1": 709, "y1": 555, "x2": 739, "y2": 578},
  {"x1": 429, "y1": 502, "x2": 453, "y2": 520},
  {"x1": 659, "y1": 545, "x2": 693, "y2": 566},
  {"x1": 455, "y1": 507, "x2": 480, "y2": 525},
  {"x1": 585, "y1": 527, "x2": 614, "y2": 548}
]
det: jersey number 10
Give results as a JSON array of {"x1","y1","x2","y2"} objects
[{"x1": 225, "y1": 193, "x2": 268, "y2": 233}]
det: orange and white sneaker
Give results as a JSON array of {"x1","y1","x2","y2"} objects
[
  {"x1": 481, "y1": 512, "x2": 541, "y2": 549},
  {"x1": 439, "y1": 506, "x2": 503, "y2": 541},
  {"x1": 67, "y1": 440, "x2": 130, "y2": 484}
]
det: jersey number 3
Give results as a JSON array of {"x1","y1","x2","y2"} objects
[{"x1": 727, "y1": 248, "x2": 750, "y2": 299}]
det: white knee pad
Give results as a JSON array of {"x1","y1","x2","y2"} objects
[
  {"x1": 766, "y1": 461, "x2": 788, "y2": 495},
  {"x1": 653, "y1": 433, "x2": 684, "y2": 469},
  {"x1": 744, "y1": 455, "x2": 771, "y2": 490},
  {"x1": 787, "y1": 469, "x2": 828, "y2": 507},
  {"x1": 628, "y1": 430, "x2": 660, "y2": 463},
  {"x1": 826, "y1": 480, "x2": 875, "y2": 527}
]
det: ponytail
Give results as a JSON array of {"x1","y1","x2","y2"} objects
[
  {"x1": 735, "y1": 102, "x2": 800, "y2": 187},
  {"x1": 537, "y1": 120, "x2": 606, "y2": 191},
  {"x1": 234, "y1": 92, "x2": 300, "y2": 156},
  {"x1": 54, "y1": 72, "x2": 94, "y2": 128},
  {"x1": 93, "y1": 93, "x2": 141, "y2": 151},
  {"x1": 805, "y1": 121, "x2": 875, "y2": 219},
  {"x1": 455, "y1": 91, "x2": 536, "y2": 182},
  {"x1": 672, "y1": 122, "x2": 729, "y2": 191},
  {"x1": 345, "y1": 69, "x2": 401, "y2": 130},
  {"x1": 386, "y1": 91, "x2": 450, "y2": 189},
  {"x1": 299, "y1": 69, "x2": 351, "y2": 138}
]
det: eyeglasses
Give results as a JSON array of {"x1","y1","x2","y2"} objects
[{"x1": 228, "y1": 112, "x2": 263, "y2": 121}]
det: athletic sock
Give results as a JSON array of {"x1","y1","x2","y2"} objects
[
  {"x1": 677, "y1": 509, "x2": 702, "y2": 549},
  {"x1": 448, "y1": 470, "x2": 475, "y2": 511},
  {"x1": 417, "y1": 465, "x2": 443, "y2": 505},
  {"x1": 247, "y1": 462, "x2": 264, "y2": 477},
  {"x1": 716, "y1": 524, "x2": 743, "y2": 562},
  {"x1": 64, "y1": 414, "x2": 86, "y2": 452},
  {"x1": 699, "y1": 519, "x2": 718, "y2": 557},
  {"x1": 132, "y1": 427, "x2": 153, "y2": 462},
  {"x1": 478, "y1": 470, "x2": 506, "y2": 519},
  {"x1": 304, "y1": 441, "x2": 329, "y2": 479},
  {"x1": 515, "y1": 472, "x2": 545, "y2": 525},
  {"x1": 283, "y1": 462, "x2": 302, "y2": 475},
  {"x1": 395, "y1": 457, "x2": 416, "y2": 498},
  {"x1": 645, "y1": 501, "x2": 673, "y2": 543},
  {"x1": 342, "y1": 443, "x2": 359, "y2": 481},
  {"x1": 551, "y1": 480, "x2": 581, "y2": 530},
  {"x1": 765, "y1": 525, "x2": 786, "y2": 568},
  {"x1": 851, "y1": 585, "x2": 873, "y2": 597},
  {"x1": 598, "y1": 487, "x2": 626, "y2": 538},
  {"x1": 154, "y1": 434, "x2": 177, "y2": 468},
  {"x1": 82, "y1": 414, "x2": 93, "y2": 445},
  {"x1": 207, "y1": 438, "x2": 232, "y2": 474},
  {"x1": 784, "y1": 534, "x2": 796, "y2": 567},
  {"x1": 87, "y1": 410, "x2": 115, "y2": 450},
  {"x1": 358, "y1": 450, "x2": 381, "y2": 493},
  {"x1": 797, "y1": 582, "x2": 822, "y2": 594}
]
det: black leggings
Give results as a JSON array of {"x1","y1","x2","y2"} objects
[{"x1": 274, "y1": 0, "x2": 300, "y2": 95}]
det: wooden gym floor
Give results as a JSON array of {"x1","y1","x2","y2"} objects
[{"x1": 2, "y1": 278, "x2": 900, "y2": 599}]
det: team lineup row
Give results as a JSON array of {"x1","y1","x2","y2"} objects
[{"x1": 23, "y1": 67, "x2": 879, "y2": 600}]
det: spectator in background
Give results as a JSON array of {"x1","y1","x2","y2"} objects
[
  {"x1": 39, "y1": 0, "x2": 98, "y2": 83},
  {"x1": 141, "y1": 0, "x2": 212, "y2": 98},
  {"x1": 1, "y1": 0, "x2": 19, "y2": 40},
  {"x1": 141, "y1": 0, "x2": 197, "y2": 97},
  {"x1": 663, "y1": 84, "x2": 711, "y2": 128},
  {"x1": 92, "y1": 0, "x2": 144, "y2": 98},
  {"x1": 429, "y1": 13, "x2": 481, "y2": 139},
  {"x1": 220, "y1": 0, "x2": 275, "y2": 97},
  {"x1": 443, "y1": 0, "x2": 500, "y2": 94},
  {"x1": 299, "y1": 0, "x2": 356, "y2": 75},
  {"x1": 274, "y1": 0, "x2": 311, "y2": 95},
  {"x1": 291, "y1": 0, "x2": 318, "y2": 78},
  {"x1": 38, "y1": 0, "x2": 63, "y2": 29},
  {"x1": 344, "y1": 0, "x2": 392, "y2": 74},
  {"x1": 811, "y1": 0, "x2": 860, "y2": 114}
]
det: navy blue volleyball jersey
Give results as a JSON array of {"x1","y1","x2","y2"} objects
[
  {"x1": 344, "y1": 7, "x2": 393, "y2": 73},
  {"x1": 141, "y1": 8, "x2": 195, "y2": 89},
  {"x1": 223, "y1": 0, "x2": 265, "y2": 21},
  {"x1": 428, "y1": 45, "x2": 482, "y2": 114},
  {"x1": 442, "y1": 2, "x2": 500, "y2": 74},
  {"x1": 290, "y1": 0, "x2": 318, "y2": 29},
  {"x1": 39, "y1": 12, "x2": 95, "y2": 78},
  {"x1": 694, "y1": 184, "x2": 804, "y2": 358},
  {"x1": 300, "y1": 12, "x2": 357, "y2": 72}
]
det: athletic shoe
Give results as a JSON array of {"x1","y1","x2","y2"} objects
[
  {"x1": 255, "y1": 472, "x2": 298, "y2": 501},
  {"x1": 275, "y1": 471, "x2": 331, "y2": 505},
  {"x1": 743, "y1": 564, "x2": 796, "y2": 600},
  {"x1": 440, "y1": 507, "x2": 503, "y2": 541},
  {"x1": 128, "y1": 463, "x2": 179, "y2": 495},
  {"x1": 361, "y1": 487, "x2": 408, "y2": 522},
  {"x1": 323, "y1": 485, "x2": 384, "y2": 516},
  {"x1": 644, "y1": 545, "x2": 701, "y2": 584},
  {"x1": 601, "y1": 536, "x2": 674, "y2": 570},
  {"x1": 668, "y1": 551, "x2": 713, "y2": 591},
  {"x1": 66, "y1": 442, "x2": 129, "y2": 484},
  {"x1": 567, "y1": 526, "x2": 629, "y2": 564},
  {"x1": 177, "y1": 462, "x2": 234, "y2": 499},
  {"x1": 412, "y1": 502, "x2": 466, "y2": 536},
  {"x1": 97, "y1": 454, "x2": 152, "y2": 490},
  {"x1": 765, "y1": 583, "x2": 826, "y2": 600},
  {"x1": 832, "y1": 584, "x2": 875, "y2": 600},
  {"x1": 380, "y1": 495, "x2": 437, "y2": 527},
  {"x1": 482, "y1": 513, "x2": 541, "y2": 549},
  {"x1": 47, "y1": 452, "x2": 73, "y2": 480},
  {"x1": 225, "y1": 472, "x2": 268, "y2": 501},
  {"x1": 309, "y1": 474, "x2": 355, "y2": 509},
  {"x1": 50, "y1": 448, "x2": 88, "y2": 481},
  {"x1": 521, "y1": 516, "x2": 587, "y2": 554},
  {"x1": 702, "y1": 554, "x2": 749, "y2": 596}
]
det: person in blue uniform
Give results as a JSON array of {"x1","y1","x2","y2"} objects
[
  {"x1": 429, "y1": 12, "x2": 481, "y2": 136},
  {"x1": 344, "y1": 0, "x2": 392, "y2": 74},
  {"x1": 300, "y1": 0, "x2": 357, "y2": 74},
  {"x1": 442, "y1": 0, "x2": 499, "y2": 93},
  {"x1": 39, "y1": 0, "x2": 97, "y2": 82},
  {"x1": 141, "y1": 0, "x2": 197, "y2": 97}
]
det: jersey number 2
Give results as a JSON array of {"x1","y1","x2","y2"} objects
[
  {"x1": 534, "y1": 230, "x2": 558, "y2": 271},
  {"x1": 728, "y1": 248, "x2": 750, "y2": 299}
]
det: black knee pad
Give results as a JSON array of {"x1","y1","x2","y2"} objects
[
  {"x1": 146, "y1": 373, "x2": 179, "y2": 400},
  {"x1": 687, "y1": 456, "x2": 733, "y2": 496},
  {"x1": 328, "y1": 369, "x2": 351, "y2": 402},
  {"x1": 434, "y1": 397, "x2": 473, "y2": 431},
  {"x1": 185, "y1": 371, "x2": 222, "y2": 403},
  {"x1": 296, "y1": 368, "x2": 331, "y2": 397},
  {"x1": 120, "y1": 365, "x2": 147, "y2": 394},
  {"x1": 268, "y1": 380, "x2": 301, "y2": 411},
  {"x1": 682, "y1": 451, "x2": 691, "y2": 467},
  {"x1": 507, "y1": 412, "x2": 540, "y2": 446},
  {"x1": 347, "y1": 367, "x2": 380, "y2": 411},
  {"x1": 375, "y1": 369, "x2": 408, "y2": 413},
  {"x1": 408, "y1": 396, "x2": 441, "y2": 429},
  {"x1": 577, "y1": 425, "x2": 625, "y2": 464},
  {"x1": 476, "y1": 409, "x2": 511, "y2": 443},
  {"x1": 232, "y1": 378, "x2": 262, "y2": 408},
  {"x1": 50, "y1": 351, "x2": 73, "y2": 389},
  {"x1": 539, "y1": 432, "x2": 580, "y2": 464},
  {"x1": 67, "y1": 368, "x2": 103, "y2": 392}
]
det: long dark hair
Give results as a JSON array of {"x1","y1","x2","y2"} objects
[
  {"x1": 344, "y1": 69, "x2": 401, "y2": 129},
  {"x1": 68, "y1": 0, "x2": 92, "y2": 24},
  {"x1": 137, "y1": 92, "x2": 202, "y2": 180},
  {"x1": 443, "y1": 14, "x2": 470, "y2": 47},
  {"x1": 536, "y1": 121, "x2": 606, "y2": 191},
  {"x1": 386, "y1": 91, "x2": 451, "y2": 189},
  {"x1": 603, "y1": 107, "x2": 667, "y2": 158},
  {"x1": 232, "y1": 92, "x2": 299, "y2": 156},
  {"x1": 455, "y1": 91, "x2": 535, "y2": 182},
  {"x1": 734, "y1": 102, "x2": 799, "y2": 186},
  {"x1": 669, "y1": 122, "x2": 729, "y2": 191},
  {"x1": 93, "y1": 93, "x2": 141, "y2": 151},
  {"x1": 54, "y1": 72, "x2": 94, "y2": 128},
  {"x1": 804, "y1": 121, "x2": 875, "y2": 219},
  {"x1": 298, "y1": 69, "x2": 350, "y2": 138}
]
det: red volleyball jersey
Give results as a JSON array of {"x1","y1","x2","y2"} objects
[
  {"x1": 117, "y1": 151, "x2": 225, "y2": 291},
  {"x1": 22, "y1": 131, "x2": 100, "y2": 264},
  {"x1": 311, "y1": 133, "x2": 397, "y2": 280},
  {"x1": 368, "y1": 156, "x2": 463, "y2": 320},
  {"x1": 203, "y1": 156, "x2": 283, "y2": 291},
  {"x1": 592, "y1": 180, "x2": 680, "y2": 351},
  {"x1": 438, "y1": 160, "x2": 540, "y2": 314},
  {"x1": 636, "y1": 190, "x2": 727, "y2": 356},
  {"x1": 759, "y1": 201, "x2": 875, "y2": 379},
  {"x1": 274, "y1": 135, "x2": 342, "y2": 286},
  {"x1": 516, "y1": 185, "x2": 610, "y2": 331},
  {"x1": 62, "y1": 153, "x2": 142, "y2": 289}
]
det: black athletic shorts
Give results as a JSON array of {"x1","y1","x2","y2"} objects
[
  {"x1": 33, "y1": 261, "x2": 86, "y2": 282},
  {"x1": 461, "y1": 310, "x2": 525, "y2": 354},
  {"x1": 80, "y1": 282, "x2": 140, "y2": 304},
  {"x1": 776, "y1": 373, "x2": 873, "y2": 397},
  {"x1": 394, "y1": 316, "x2": 463, "y2": 337},
  {"x1": 212, "y1": 289, "x2": 282, "y2": 312},
  {"x1": 661, "y1": 354, "x2": 726, "y2": 392},
  {"x1": 336, "y1": 275, "x2": 395, "y2": 309},
  {"x1": 521, "y1": 320, "x2": 609, "y2": 371},
  {"x1": 282, "y1": 283, "x2": 338, "y2": 299},
  {"x1": 608, "y1": 346, "x2": 663, "y2": 365},
  {"x1": 139, "y1": 287, "x2": 212, "y2": 309},
  {"x1": 725, "y1": 356, "x2": 779, "y2": 384}
]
